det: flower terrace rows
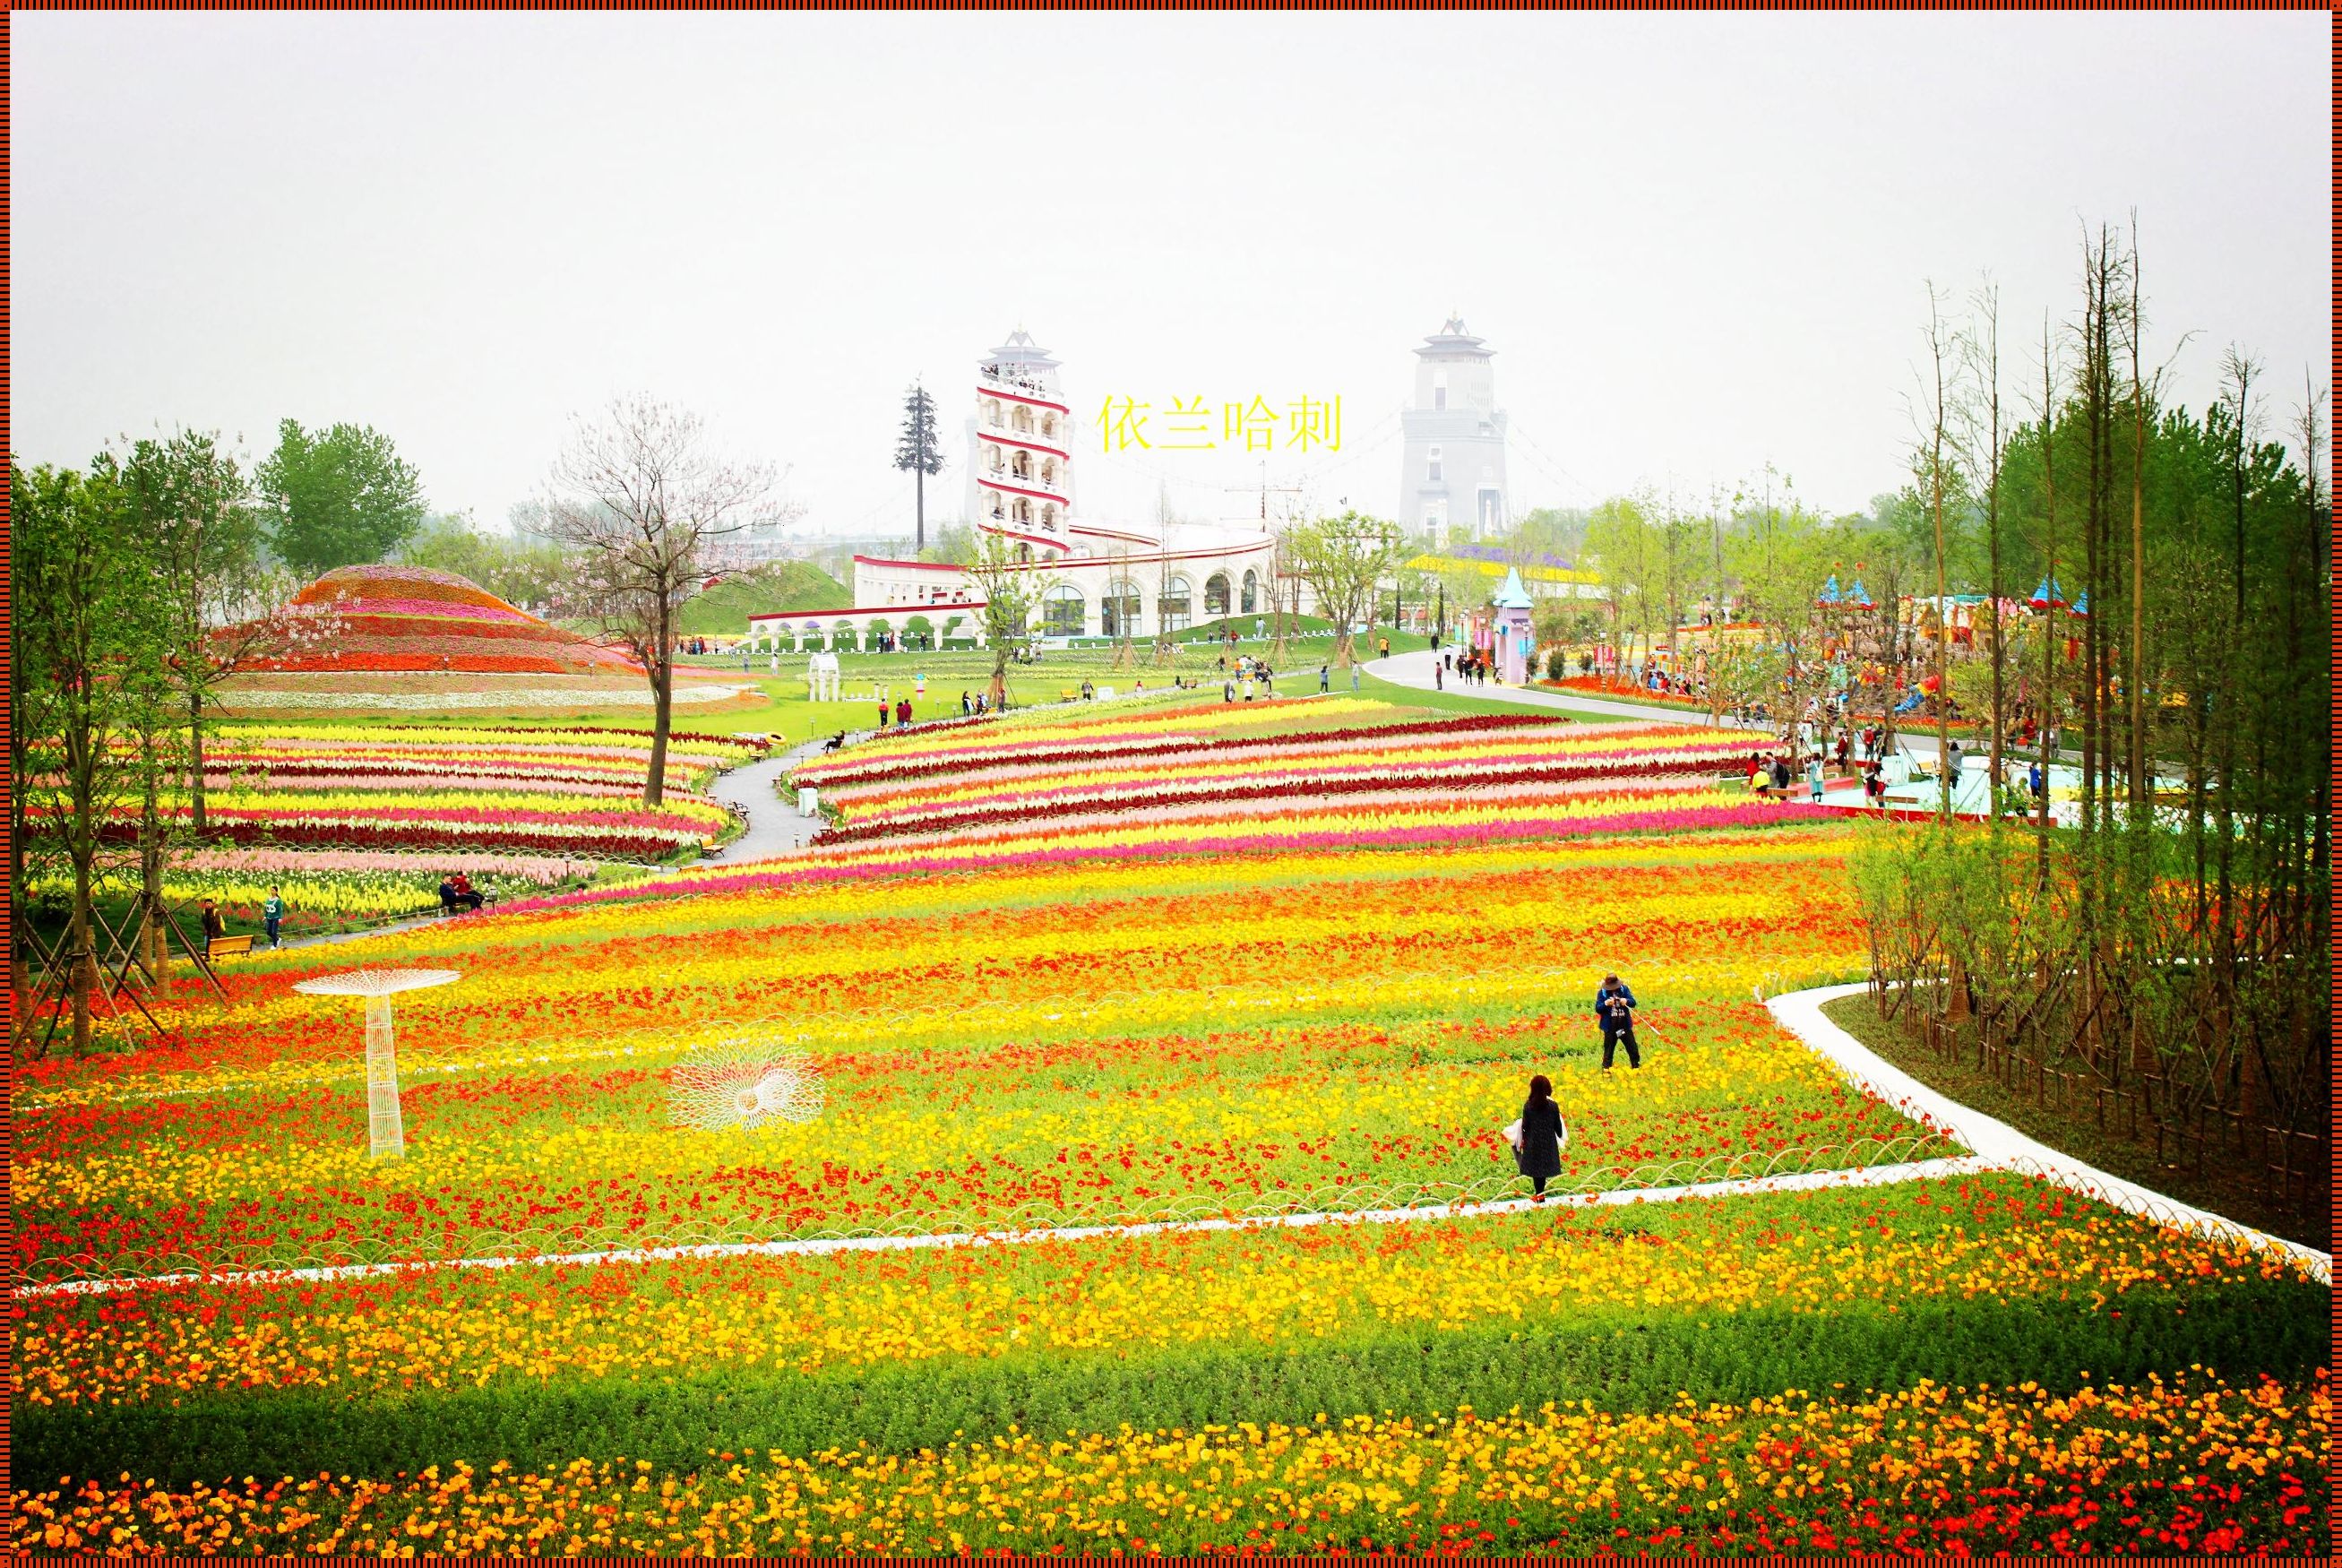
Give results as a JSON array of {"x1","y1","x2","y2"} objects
[
  {"x1": 23, "y1": 723, "x2": 766, "y2": 928},
  {"x1": 10, "y1": 693, "x2": 2327, "y2": 1555}
]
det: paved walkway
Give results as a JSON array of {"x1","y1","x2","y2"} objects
[
  {"x1": 21, "y1": 1155, "x2": 1980, "y2": 1298},
  {"x1": 695, "y1": 737, "x2": 828, "y2": 864},
  {"x1": 1765, "y1": 979, "x2": 2330, "y2": 1281},
  {"x1": 1365, "y1": 648, "x2": 1974, "y2": 760}
]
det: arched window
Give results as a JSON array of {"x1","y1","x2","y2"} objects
[
  {"x1": 1039, "y1": 458, "x2": 1055, "y2": 484},
  {"x1": 1014, "y1": 498, "x2": 1031, "y2": 523},
  {"x1": 986, "y1": 444, "x2": 1003, "y2": 473},
  {"x1": 1159, "y1": 574, "x2": 1193, "y2": 633},
  {"x1": 1040, "y1": 504, "x2": 1059, "y2": 530},
  {"x1": 1428, "y1": 445, "x2": 1442, "y2": 483},
  {"x1": 1101, "y1": 580, "x2": 1142, "y2": 640},
  {"x1": 1012, "y1": 451, "x2": 1031, "y2": 478},
  {"x1": 986, "y1": 399, "x2": 1003, "y2": 426},
  {"x1": 1204, "y1": 573, "x2": 1231, "y2": 617},
  {"x1": 1240, "y1": 569, "x2": 1259, "y2": 615},
  {"x1": 1043, "y1": 583, "x2": 1085, "y2": 638},
  {"x1": 1040, "y1": 413, "x2": 1057, "y2": 437},
  {"x1": 1013, "y1": 406, "x2": 1033, "y2": 432},
  {"x1": 989, "y1": 496, "x2": 1005, "y2": 521}
]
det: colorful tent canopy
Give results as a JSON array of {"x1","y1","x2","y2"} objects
[
  {"x1": 1815, "y1": 573, "x2": 1841, "y2": 607},
  {"x1": 2028, "y1": 576, "x2": 2067, "y2": 610}
]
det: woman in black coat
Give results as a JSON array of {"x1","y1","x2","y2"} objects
[{"x1": 1516, "y1": 1073, "x2": 1566, "y2": 1200}]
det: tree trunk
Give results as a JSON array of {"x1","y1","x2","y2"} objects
[
  {"x1": 188, "y1": 687, "x2": 209, "y2": 836},
  {"x1": 2126, "y1": 228, "x2": 2148, "y2": 821},
  {"x1": 645, "y1": 600, "x2": 673, "y2": 808}
]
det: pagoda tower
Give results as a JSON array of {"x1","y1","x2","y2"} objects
[{"x1": 967, "y1": 329, "x2": 1075, "y2": 558}]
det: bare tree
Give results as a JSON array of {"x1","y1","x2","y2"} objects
[
  {"x1": 1911, "y1": 280, "x2": 1967, "y2": 818},
  {"x1": 1961, "y1": 281, "x2": 2009, "y2": 810},
  {"x1": 2032, "y1": 314, "x2": 2064, "y2": 883},
  {"x1": 543, "y1": 395, "x2": 789, "y2": 806}
]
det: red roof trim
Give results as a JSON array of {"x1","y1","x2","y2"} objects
[
  {"x1": 748, "y1": 602, "x2": 985, "y2": 623},
  {"x1": 975, "y1": 476, "x2": 1069, "y2": 507},
  {"x1": 976, "y1": 385, "x2": 1070, "y2": 416},
  {"x1": 977, "y1": 524, "x2": 1074, "y2": 553},
  {"x1": 853, "y1": 555, "x2": 967, "y2": 573},
  {"x1": 978, "y1": 432, "x2": 1071, "y2": 461}
]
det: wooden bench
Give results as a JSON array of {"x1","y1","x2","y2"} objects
[{"x1": 207, "y1": 934, "x2": 254, "y2": 961}]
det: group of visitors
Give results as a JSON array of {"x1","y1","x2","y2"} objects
[
  {"x1": 959, "y1": 689, "x2": 992, "y2": 716},
  {"x1": 876, "y1": 695, "x2": 916, "y2": 728},
  {"x1": 201, "y1": 890, "x2": 290, "y2": 950},
  {"x1": 1442, "y1": 649, "x2": 1496, "y2": 687},
  {"x1": 1221, "y1": 654, "x2": 1275, "y2": 702}
]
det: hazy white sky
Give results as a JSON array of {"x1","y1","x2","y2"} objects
[{"x1": 13, "y1": 11, "x2": 2328, "y2": 538}]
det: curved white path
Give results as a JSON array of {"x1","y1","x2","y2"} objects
[
  {"x1": 1768, "y1": 980, "x2": 2330, "y2": 1281},
  {"x1": 23, "y1": 1156, "x2": 1977, "y2": 1298}
]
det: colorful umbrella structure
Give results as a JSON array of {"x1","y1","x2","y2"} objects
[{"x1": 2029, "y1": 577, "x2": 2068, "y2": 611}]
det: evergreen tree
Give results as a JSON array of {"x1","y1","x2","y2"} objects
[{"x1": 892, "y1": 383, "x2": 945, "y2": 555}]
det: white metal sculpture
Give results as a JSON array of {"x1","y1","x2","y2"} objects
[
  {"x1": 668, "y1": 1037, "x2": 825, "y2": 1132},
  {"x1": 290, "y1": 968, "x2": 461, "y2": 1159}
]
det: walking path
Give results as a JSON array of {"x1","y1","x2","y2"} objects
[
  {"x1": 20, "y1": 1155, "x2": 1981, "y2": 1298},
  {"x1": 693, "y1": 737, "x2": 828, "y2": 864},
  {"x1": 1765, "y1": 979, "x2": 2330, "y2": 1280},
  {"x1": 1366, "y1": 648, "x2": 1970, "y2": 759}
]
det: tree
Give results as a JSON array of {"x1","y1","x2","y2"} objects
[
  {"x1": 1281, "y1": 510, "x2": 1406, "y2": 668},
  {"x1": 893, "y1": 383, "x2": 946, "y2": 556},
  {"x1": 13, "y1": 459, "x2": 171, "y2": 1056},
  {"x1": 542, "y1": 396, "x2": 788, "y2": 806},
  {"x1": 963, "y1": 530, "x2": 1058, "y2": 709},
  {"x1": 1961, "y1": 281, "x2": 2011, "y2": 800},
  {"x1": 1911, "y1": 281, "x2": 1967, "y2": 818},
  {"x1": 1582, "y1": 495, "x2": 1656, "y2": 674},
  {"x1": 397, "y1": 512, "x2": 573, "y2": 611},
  {"x1": 255, "y1": 419, "x2": 427, "y2": 578}
]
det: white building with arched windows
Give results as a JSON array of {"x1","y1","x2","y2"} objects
[{"x1": 747, "y1": 330, "x2": 1287, "y2": 650}]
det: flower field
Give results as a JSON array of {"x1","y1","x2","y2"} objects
[
  {"x1": 795, "y1": 699, "x2": 1773, "y2": 845},
  {"x1": 24, "y1": 723, "x2": 764, "y2": 930},
  {"x1": 10, "y1": 693, "x2": 2327, "y2": 1555}
]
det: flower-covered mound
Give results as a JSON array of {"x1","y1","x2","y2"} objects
[{"x1": 252, "y1": 564, "x2": 643, "y2": 676}]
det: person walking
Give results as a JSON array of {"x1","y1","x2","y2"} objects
[
  {"x1": 263, "y1": 886, "x2": 286, "y2": 950},
  {"x1": 960, "y1": 689, "x2": 972, "y2": 716},
  {"x1": 1594, "y1": 973, "x2": 1640, "y2": 1070},
  {"x1": 878, "y1": 698, "x2": 891, "y2": 729},
  {"x1": 1807, "y1": 754, "x2": 1824, "y2": 803},
  {"x1": 1511, "y1": 1073, "x2": 1566, "y2": 1201},
  {"x1": 1378, "y1": 635, "x2": 1391, "y2": 659},
  {"x1": 1349, "y1": 662, "x2": 1360, "y2": 692},
  {"x1": 200, "y1": 898, "x2": 228, "y2": 949},
  {"x1": 1319, "y1": 662, "x2": 1330, "y2": 694},
  {"x1": 1434, "y1": 660, "x2": 1444, "y2": 691},
  {"x1": 895, "y1": 697, "x2": 912, "y2": 726}
]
